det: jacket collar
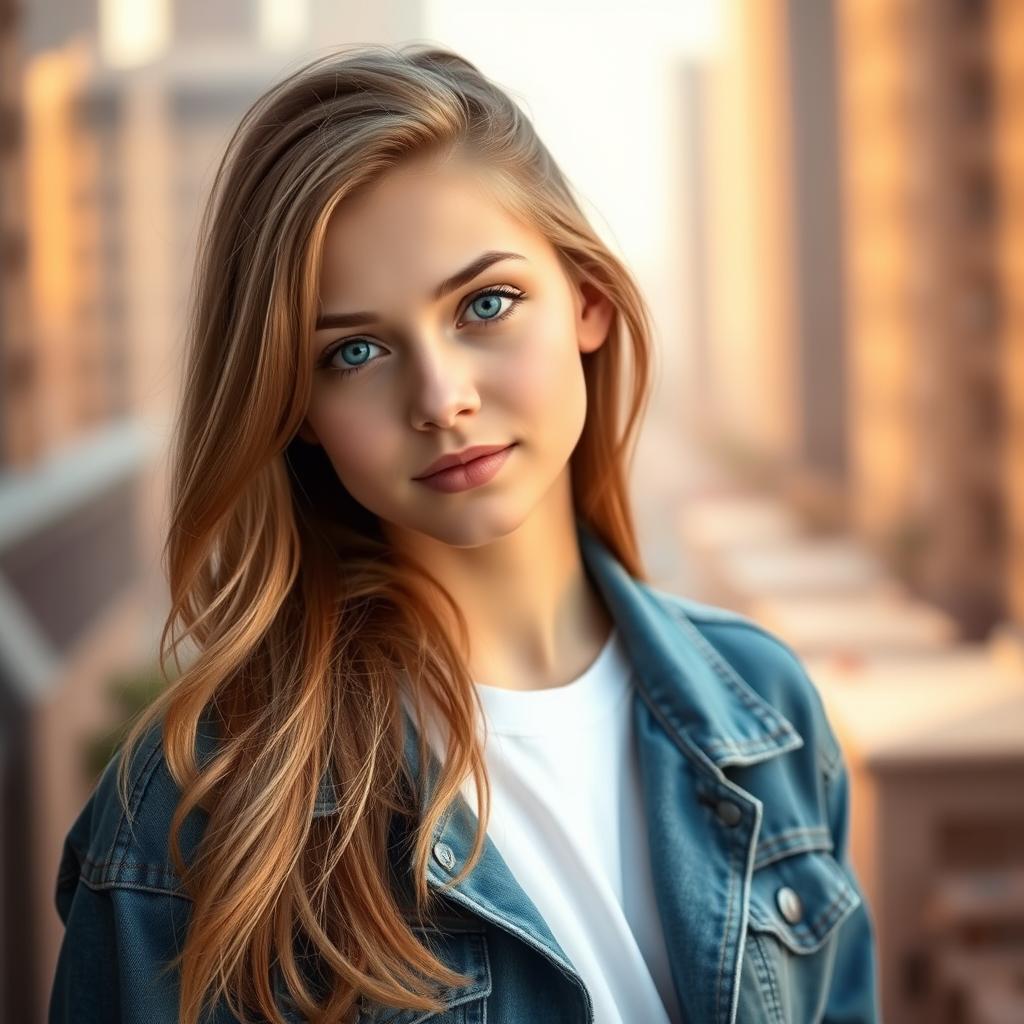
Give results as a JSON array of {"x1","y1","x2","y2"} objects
[{"x1": 313, "y1": 516, "x2": 802, "y2": 817}]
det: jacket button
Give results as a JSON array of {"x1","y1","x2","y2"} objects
[
  {"x1": 433, "y1": 841, "x2": 456, "y2": 871},
  {"x1": 776, "y1": 886, "x2": 803, "y2": 924},
  {"x1": 715, "y1": 799, "x2": 743, "y2": 827}
]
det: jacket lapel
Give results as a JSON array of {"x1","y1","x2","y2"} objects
[{"x1": 577, "y1": 519, "x2": 805, "y2": 1024}]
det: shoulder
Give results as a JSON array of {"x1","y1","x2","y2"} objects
[
  {"x1": 648, "y1": 585, "x2": 843, "y2": 777},
  {"x1": 56, "y1": 713, "x2": 214, "y2": 902}
]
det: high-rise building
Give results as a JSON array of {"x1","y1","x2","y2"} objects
[
  {"x1": 1, "y1": 0, "x2": 34, "y2": 466},
  {"x1": 992, "y1": 1, "x2": 1024, "y2": 630},
  {"x1": 694, "y1": 0, "x2": 1015, "y2": 642},
  {"x1": 837, "y1": 0, "x2": 1007, "y2": 641}
]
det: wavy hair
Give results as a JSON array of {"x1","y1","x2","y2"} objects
[{"x1": 114, "y1": 42, "x2": 655, "y2": 1024}]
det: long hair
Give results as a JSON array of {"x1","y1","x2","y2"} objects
[{"x1": 114, "y1": 42, "x2": 656, "y2": 1024}]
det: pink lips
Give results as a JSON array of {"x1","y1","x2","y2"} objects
[{"x1": 414, "y1": 443, "x2": 517, "y2": 493}]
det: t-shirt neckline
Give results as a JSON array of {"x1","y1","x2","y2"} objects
[{"x1": 472, "y1": 626, "x2": 632, "y2": 737}]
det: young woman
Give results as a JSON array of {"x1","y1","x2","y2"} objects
[{"x1": 49, "y1": 44, "x2": 880, "y2": 1024}]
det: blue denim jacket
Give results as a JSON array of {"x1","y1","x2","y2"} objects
[{"x1": 50, "y1": 520, "x2": 881, "y2": 1023}]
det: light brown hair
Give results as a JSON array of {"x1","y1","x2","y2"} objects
[{"x1": 115, "y1": 42, "x2": 655, "y2": 1024}]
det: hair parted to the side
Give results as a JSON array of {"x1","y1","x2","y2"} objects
[{"x1": 113, "y1": 41, "x2": 656, "y2": 1024}]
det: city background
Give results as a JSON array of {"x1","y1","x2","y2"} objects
[{"x1": 1, "y1": 0, "x2": 1022, "y2": 1021}]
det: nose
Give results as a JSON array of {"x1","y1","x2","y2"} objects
[{"x1": 408, "y1": 335, "x2": 482, "y2": 430}]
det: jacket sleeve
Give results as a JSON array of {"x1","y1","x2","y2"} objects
[
  {"x1": 820, "y1": 736, "x2": 883, "y2": 1023},
  {"x1": 49, "y1": 867, "x2": 190, "y2": 1024}
]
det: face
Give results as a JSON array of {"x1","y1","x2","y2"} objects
[{"x1": 298, "y1": 154, "x2": 613, "y2": 549}]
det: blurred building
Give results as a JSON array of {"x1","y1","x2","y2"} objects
[
  {"x1": 993, "y1": 0, "x2": 1024, "y2": 639},
  {"x1": 1, "y1": 13, "x2": 157, "y2": 1020},
  {"x1": 1, "y1": 4, "x2": 37, "y2": 1021},
  {"x1": 837, "y1": 0, "x2": 1009, "y2": 642},
  {"x1": 1, "y1": 0, "x2": 34, "y2": 465},
  {"x1": 688, "y1": 0, "x2": 1019, "y2": 645},
  {"x1": 682, "y1": 1, "x2": 1024, "y2": 1022}
]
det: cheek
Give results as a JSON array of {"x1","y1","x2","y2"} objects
[
  {"x1": 310, "y1": 395, "x2": 398, "y2": 486},
  {"x1": 507, "y1": 310, "x2": 587, "y2": 418}
]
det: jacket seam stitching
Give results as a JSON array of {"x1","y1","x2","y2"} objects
[
  {"x1": 819, "y1": 741, "x2": 843, "y2": 781},
  {"x1": 809, "y1": 885, "x2": 857, "y2": 937},
  {"x1": 71, "y1": 852, "x2": 177, "y2": 873},
  {"x1": 715, "y1": 837, "x2": 740, "y2": 1024},
  {"x1": 105, "y1": 733, "x2": 167, "y2": 881},
  {"x1": 749, "y1": 933, "x2": 785, "y2": 1024},
  {"x1": 633, "y1": 681, "x2": 724, "y2": 780},
  {"x1": 755, "y1": 826, "x2": 831, "y2": 853},
  {"x1": 424, "y1": 876, "x2": 586, "y2": 1011},
  {"x1": 753, "y1": 828, "x2": 833, "y2": 869},
  {"x1": 703, "y1": 731, "x2": 794, "y2": 753},
  {"x1": 666, "y1": 606, "x2": 798, "y2": 745},
  {"x1": 392, "y1": 932, "x2": 490, "y2": 1024},
  {"x1": 749, "y1": 884, "x2": 856, "y2": 949},
  {"x1": 678, "y1": 602, "x2": 845, "y2": 771},
  {"x1": 72, "y1": 871, "x2": 194, "y2": 902}
]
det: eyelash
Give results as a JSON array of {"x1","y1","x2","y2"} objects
[{"x1": 320, "y1": 285, "x2": 527, "y2": 378}]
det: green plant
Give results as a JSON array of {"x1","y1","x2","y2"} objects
[{"x1": 84, "y1": 662, "x2": 177, "y2": 783}]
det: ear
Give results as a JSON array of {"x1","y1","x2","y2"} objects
[{"x1": 574, "y1": 279, "x2": 615, "y2": 355}]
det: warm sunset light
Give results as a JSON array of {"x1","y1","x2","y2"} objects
[{"x1": 98, "y1": 0, "x2": 169, "y2": 68}]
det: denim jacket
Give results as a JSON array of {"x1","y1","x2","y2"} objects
[{"x1": 50, "y1": 520, "x2": 881, "y2": 1023}]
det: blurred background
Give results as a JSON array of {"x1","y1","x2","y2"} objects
[{"x1": 1, "y1": 0, "x2": 1022, "y2": 1020}]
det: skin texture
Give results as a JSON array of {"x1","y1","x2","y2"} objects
[{"x1": 299, "y1": 154, "x2": 616, "y2": 691}]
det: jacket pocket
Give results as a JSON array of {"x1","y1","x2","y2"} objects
[
  {"x1": 357, "y1": 922, "x2": 492, "y2": 1024},
  {"x1": 748, "y1": 847, "x2": 861, "y2": 954},
  {"x1": 743, "y1": 848, "x2": 862, "y2": 1023}
]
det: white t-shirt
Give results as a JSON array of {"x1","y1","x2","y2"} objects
[{"x1": 410, "y1": 626, "x2": 683, "y2": 1024}]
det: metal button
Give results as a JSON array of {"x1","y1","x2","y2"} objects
[
  {"x1": 432, "y1": 841, "x2": 456, "y2": 871},
  {"x1": 776, "y1": 885, "x2": 803, "y2": 924},
  {"x1": 715, "y1": 799, "x2": 743, "y2": 827}
]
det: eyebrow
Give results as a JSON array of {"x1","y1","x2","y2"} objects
[{"x1": 314, "y1": 250, "x2": 527, "y2": 331}]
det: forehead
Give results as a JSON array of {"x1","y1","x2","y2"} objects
[{"x1": 317, "y1": 159, "x2": 542, "y2": 306}]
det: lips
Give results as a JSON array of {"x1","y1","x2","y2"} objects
[
  {"x1": 414, "y1": 443, "x2": 516, "y2": 480},
  {"x1": 413, "y1": 443, "x2": 517, "y2": 493}
]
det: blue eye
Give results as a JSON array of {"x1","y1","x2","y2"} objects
[
  {"x1": 320, "y1": 285, "x2": 527, "y2": 378},
  {"x1": 460, "y1": 286, "x2": 524, "y2": 325},
  {"x1": 330, "y1": 338, "x2": 382, "y2": 376}
]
